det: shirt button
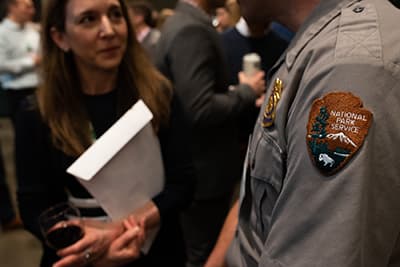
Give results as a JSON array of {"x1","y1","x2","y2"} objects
[{"x1": 353, "y1": 6, "x2": 365, "y2": 13}]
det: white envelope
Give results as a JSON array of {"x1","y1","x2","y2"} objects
[{"x1": 67, "y1": 100, "x2": 164, "y2": 253}]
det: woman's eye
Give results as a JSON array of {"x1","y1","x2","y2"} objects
[
  {"x1": 79, "y1": 15, "x2": 96, "y2": 25},
  {"x1": 109, "y1": 9, "x2": 123, "y2": 21}
]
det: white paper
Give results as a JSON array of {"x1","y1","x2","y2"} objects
[
  {"x1": 67, "y1": 100, "x2": 164, "y2": 253},
  {"x1": 67, "y1": 100, "x2": 154, "y2": 181}
]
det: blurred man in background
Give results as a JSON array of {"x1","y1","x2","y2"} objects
[
  {"x1": 127, "y1": 0, "x2": 161, "y2": 60},
  {"x1": 155, "y1": 0, "x2": 265, "y2": 266},
  {"x1": 0, "y1": 0, "x2": 40, "y2": 125}
]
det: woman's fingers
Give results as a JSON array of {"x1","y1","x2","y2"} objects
[
  {"x1": 56, "y1": 236, "x2": 92, "y2": 257},
  {"x1": 53, "y1": 251, "x2": 90, "y2": 267},
  {"x1": 112, "y1": 225, "x2": 141, "y2": 250}
]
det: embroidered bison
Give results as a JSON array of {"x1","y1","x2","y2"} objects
[{"x1": 318, "y1": 153, "x2": 335, "y2": 167}]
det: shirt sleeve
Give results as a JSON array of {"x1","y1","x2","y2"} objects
[
  {"x1": 152, "y1": 95, "x2": 196, "y2": 220},
  {"x1": 260, "y1": 58, "x2": 400, "y2": 266},
  {"x1": 165, "y1": 25, "x2": 257, "y2": 129}
]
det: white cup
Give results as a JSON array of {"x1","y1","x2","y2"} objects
[{"x1": 243, "y1": 53, "x2": 261, "y2": 76}]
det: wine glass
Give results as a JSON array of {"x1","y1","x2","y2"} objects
[{"x1": 39, "y1": 202, "x2": 84, "y2": 250}]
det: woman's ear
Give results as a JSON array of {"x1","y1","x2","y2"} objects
[{"x1": 50, "y1": 27, "x2": 70, "y2": 52}]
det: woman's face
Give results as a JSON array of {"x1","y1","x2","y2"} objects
[{"x1": 52, "y1": 0, "x2": 128, "y2": 73}]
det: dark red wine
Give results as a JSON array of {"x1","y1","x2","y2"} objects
[{"x1": 45, "y1": 225, "x2": 83, "y2": 250}]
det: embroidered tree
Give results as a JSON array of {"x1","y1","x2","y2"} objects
[{"x1": 309, "y1": 106, "x2": 329, "y2": 154}]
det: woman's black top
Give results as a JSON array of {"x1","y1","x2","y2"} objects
[{"x1": 15, "y1": 91, "x2": 195, "y2": 267}]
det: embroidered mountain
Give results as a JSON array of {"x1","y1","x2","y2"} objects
[{"x1": 326, "y1": 132, "x2": 357, "y2": 148}]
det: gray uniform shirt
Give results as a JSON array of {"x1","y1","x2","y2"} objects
[{"x1": 235, "y1": 0, "x2": 400, "y2": 266}]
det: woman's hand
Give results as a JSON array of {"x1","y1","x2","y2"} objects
[
  {"x1": 52, "y1": 201, "x2": 160, "y2": 267},
  {"x1": 93, "y1": 201, "x2": 160, "y2": 266},
  {"x1": 92, "y1": 215, "x2": 146, "y2": 267},
  {"x1": 52, "y1": 220, "x2": 124, "y2": 267}
]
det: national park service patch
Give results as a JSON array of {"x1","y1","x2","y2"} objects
[{"x1": 306, "y1": 92, "x2": 372, "y2": 175}]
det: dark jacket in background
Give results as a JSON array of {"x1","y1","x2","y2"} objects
[
  {"x1": 221, "y1": 25, "x2": 289, "y2": 150},
  {"x1": 155, "y1": 1, "x2": 257, "y2": 200}
]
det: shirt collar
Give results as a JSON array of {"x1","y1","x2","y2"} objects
[
  {"x1": 235, "y1": 17, "x2": 273, "y2": 38},
  {"x1": 235, "y1": 17, "x2": 251, "y2": 37},
  {"x1": 137, "y1": 26, "x2": 151, "y2": 42},
  {"x1": 2, "y1": 18, "x2": 24, "y2": 31}
]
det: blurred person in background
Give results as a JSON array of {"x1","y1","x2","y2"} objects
[
  {"x1": 214, "y1": 7, "x2": 232, "y2": 32},
  {"x1": 127, "y1": 0, "x2": 160, "y2": 60},
  {"x1": 16, "y1": 0, "x2": 195, "y2": 266},
  {"x1": 155, "y1": 0, "x2": 265, "y2": 266},
  {"x1": 222, "y1": 17, "x2": 290, "y2": 86},
  {"x1": 214, "y1": 0, "x2": 240, "y2": 33},
  {"x1": 0, "y1": 0, "x2": 40, "y2": 126},
  {"x1": 0, "y1": 0, "x2": 39, "y2": 234},
  {"x1": 221, "y1": 16, "x2": 290, "y2": 166}
]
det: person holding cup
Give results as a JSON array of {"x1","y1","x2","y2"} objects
[
  {"x1": 15, "y1": 0, "x2": 195, "y2": 266},
  {"x1": 38, "y1": 202, "x2": 84, "y2": 252}
]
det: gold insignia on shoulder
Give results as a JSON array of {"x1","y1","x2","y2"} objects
[
  {"x1": 262, "y1": 78, "x2": 283, "y2": 128},
  {"x1": 306, "y1": 92, "x2": 373, "y2": 175}
]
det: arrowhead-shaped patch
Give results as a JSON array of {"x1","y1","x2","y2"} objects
[{"x1": 306, "y1": 92, "x2": 372, "y2": 175}]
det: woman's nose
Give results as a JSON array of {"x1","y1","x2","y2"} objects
[{"x1": 99, "y1": 16, "x2": 115, "y2": 37}]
